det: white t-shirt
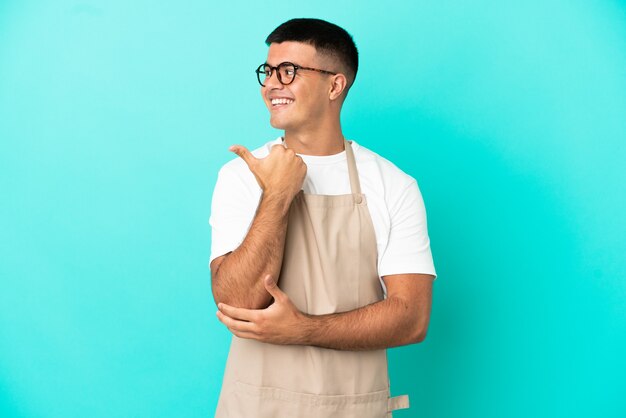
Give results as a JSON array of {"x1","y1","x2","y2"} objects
[{"x1": 209, "y1": 137, "x2": 437, "y2": 293}]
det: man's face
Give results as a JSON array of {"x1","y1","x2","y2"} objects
[{"x1": 261, "y1": 41, "x2": 331, "y2": 132}]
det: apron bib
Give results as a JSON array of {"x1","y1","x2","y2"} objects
[{"x1": 215, "y1": 140, "x2": 409, "y2": 417}]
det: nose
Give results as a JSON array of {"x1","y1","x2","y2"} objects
[{"x1": 263, "y1": 70, "x2": 284, "y2": 90}]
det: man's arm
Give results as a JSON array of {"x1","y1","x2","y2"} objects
[
  {"x1": 211, "y1": 144, "x2": 306, "y2": 310},
  {"x1": 216, "y1": 273, "x2": 434, "y2": 350},
  {"x1": 211, "y1": 192, "x2": 291, "y2": 309},
  {"x1": 302, "y1": 273, "x2": 434, "y2": 350}
]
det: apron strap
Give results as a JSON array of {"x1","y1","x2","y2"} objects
[
  {"x1": 344, "y1": 139, "x2": 362, "y2": 196},
  {"x1": 388, "y1": 394, "x2": 410, "y2": 411}
]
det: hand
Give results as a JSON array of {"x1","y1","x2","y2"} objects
[
  {"x1": 229, "y1": 143, "x2": 306, "y2": 201},
  {"x1": 216, "y1": 275, "x2": 308, "y2": 345}
]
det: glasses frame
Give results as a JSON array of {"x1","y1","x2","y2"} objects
[{"x1": 255, "y1": 61, "x2": 338, "y2": 87}]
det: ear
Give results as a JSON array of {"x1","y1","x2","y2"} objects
[{"x1": 328, "y1": 73, "x2": 348, "y2": 101}]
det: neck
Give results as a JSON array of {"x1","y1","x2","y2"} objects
[{"x1": 283, "y1": 116, "x2": 345, "y2": 156}]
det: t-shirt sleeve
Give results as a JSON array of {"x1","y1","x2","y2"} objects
[
  {"x1": 378, "y1": 179, "x2": 437, "y2": 279},
  {"x1": 208, "y1": 164, "x2": 260, "y2": 266}
]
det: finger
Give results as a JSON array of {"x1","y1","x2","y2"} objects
[
  {"x1": 217, "y1": 312, "x2": 259, "y2": 340},
  {"x1": 218, "y1": 302, "x2": 258, "y2": 322},
  {"x1": 231, "y1": 329, "x2": 260, "y2": 340},
  {"x1": 263, "y1": 274, "x2": 285, "y2": 302},
  {"x1": 216, "y1": 310, "x2": 258, "y2": 333},
  {"x1": 229, "y1": 145, "x2": 257, "y2": 167}
]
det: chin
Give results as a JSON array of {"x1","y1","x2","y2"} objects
[{"x1": 269, "y1": 116, "x2": 290, "y2": 130}]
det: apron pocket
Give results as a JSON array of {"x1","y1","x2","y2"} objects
[{"x1": 232, "y1": 380, "x2": 390, "y2": 418}]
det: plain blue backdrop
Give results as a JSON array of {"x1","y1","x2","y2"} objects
[{"x1": 1, "y1": 1, "x2": 625, "y2": 417}]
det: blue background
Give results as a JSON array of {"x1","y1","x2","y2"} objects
[{"x1": 1, "y1": 1, "x2": 625, "y2": 417}]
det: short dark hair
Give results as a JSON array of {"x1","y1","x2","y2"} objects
[{"x1": 265, "y1": 18, "x2": 359, "y2": 90}]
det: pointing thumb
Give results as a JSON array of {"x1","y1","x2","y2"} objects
[{"x1": 229, "y1": 144, "x2": 256, "y2": 167}]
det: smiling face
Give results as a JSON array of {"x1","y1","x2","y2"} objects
[{"x1": 261, "y1": 41, "x2": 335, "y2": 134}]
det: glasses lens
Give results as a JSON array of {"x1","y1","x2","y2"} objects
[
  {"x1": 256, "y1": 64, "x2": 271, "y2": 86},
  {"x1": 278, "y1": 63, "x2": 296, "y2": 85}
]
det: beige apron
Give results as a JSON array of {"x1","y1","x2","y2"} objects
[{"x1": 215, "y1": 139, "x2": 409, "y2": 417}]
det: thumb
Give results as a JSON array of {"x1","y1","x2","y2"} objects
[
  {"x1": 229, "y1": 145, "x2": 257, "y2": 167},
  {"x1": 263, "y1": 274, "x2": 285, "y2": 301}
]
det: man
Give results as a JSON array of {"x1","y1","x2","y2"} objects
[{"x1": 209, "y1": 18, "x2": 436, "y2": 417}]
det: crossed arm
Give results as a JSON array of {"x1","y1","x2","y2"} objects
[
  {"x1": 210, "y1": 192, "x2": 434, "y2": 351},
  {"x1": 214, "y1": 270, "x2": 434, "y2": 350}
]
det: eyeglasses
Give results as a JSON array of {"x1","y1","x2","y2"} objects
[{"x1": 255, "y1": 61, "x2": 337, "y2": 87}]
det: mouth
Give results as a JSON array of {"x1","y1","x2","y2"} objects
[{"x1": 270, "y1": 98, "x2": 294, "y2": 109}]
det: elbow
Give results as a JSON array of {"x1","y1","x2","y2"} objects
[
  {"x1": 393, "y1": 326, "x2": 426, "y2": 347},
  {"x1": 408, "y1": 324, "x2": 429, "y2": 345},
  {"x1": 408, "y1": 307, "x2": 431, "y2": 344},
  {"x1": 210, "y1": 278, "x2": 225, "y2": 308},
  {"x1": 393, "y1": 297, "x2": 430, "y2": 345},
  {"x1": 212, "y1": 292, "x2": 226, "y2": 309},
  {"x1": 211, "y1": 284, "x2": 272, "y2": 310},
  {"x1": 412, "y1": 329, "x2": 427, "y2": 344},
  {"x1": 210, "y1": 256, "x2": 272, "y2": 309}
]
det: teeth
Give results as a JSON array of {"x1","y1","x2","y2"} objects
[{"x1": 271, "y1": 98, "x2": 294, "y2": 105}]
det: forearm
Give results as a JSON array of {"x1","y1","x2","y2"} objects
[
  {"x1": 301, "y1": 296, "x2": 426, "y2": 351},
  {"x1": 212, "y1": 192, "x2": 291, "y2": 309}
]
